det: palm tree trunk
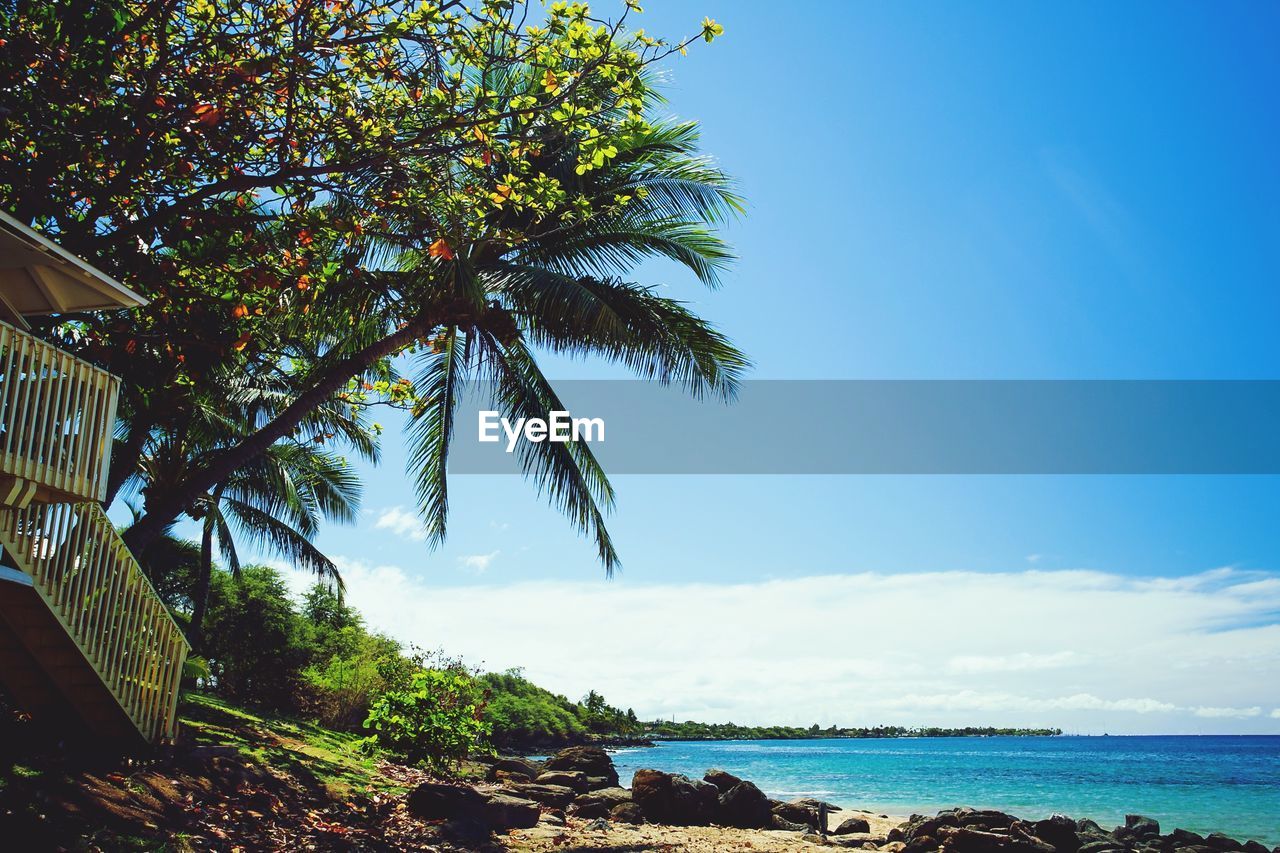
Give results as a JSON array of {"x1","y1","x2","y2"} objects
[
  {"x1": 187, "y1": 514, "x2": 216, "y2": 651},
  {"x1": 121, "y1": 312, "x2": 437, "y2": 555}
]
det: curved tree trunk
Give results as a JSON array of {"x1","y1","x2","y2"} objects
[{"x1": 121, "y1": 313, "x2": 436, "y2": 556}]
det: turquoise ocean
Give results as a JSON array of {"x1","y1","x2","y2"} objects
[{"x1": 610, "y1": 737, "x2": 1280, "y2": 846}]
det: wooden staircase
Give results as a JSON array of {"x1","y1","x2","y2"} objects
[{"x1": 0, "y1": 317, "x2": 188, "y2": 745}]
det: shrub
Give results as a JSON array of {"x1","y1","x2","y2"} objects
[{"x1": 362, "y1": 667, "x2": 490, "y2": 772}]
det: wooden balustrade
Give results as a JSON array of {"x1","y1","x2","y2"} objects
[
  {"x1": 0, "y1": 320, "x2": 119, "y2": 506},
  {"x1": 0, "y1": 501, "x2": 189, "y2": 742}
]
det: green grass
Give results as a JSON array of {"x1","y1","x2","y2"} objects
[{"x1": 179, "y1": 692, "x2": 406, "y2": 799}]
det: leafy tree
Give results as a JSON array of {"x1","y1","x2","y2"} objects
[
  {"x1": 363, "y1": 667, "x2": 490, "y2": 771},
  {"x1": 1, "y1": 1, "x2": 740, "y2": 573},
  {"x1": 201, "y1": 565, "x2": 311, "y2": 709},
  {"x1": 481, "y1": 669, "x2": 587, "y2": 748}
]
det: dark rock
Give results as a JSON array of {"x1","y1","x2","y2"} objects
[
  {"x1": 631, "y1": 768, "x2": 677, "y2": 823},
  {"x1": 406, "y1": 782, "x2": 488, "y2": 822},
  {"x1": 501, "y1": 782, "x2": 576, "y2": 809},
  {"x1": 1205, "y1": 835, "x2": 1244, "y2": 852},
  {"x1": 585, "y1": 775, "x2": 611, "y2": 790},
  {"x1": 480, "y1": 793, "x2": 542, "y2": 830},
  {"x1": 536, "y1": 770, "x2": 590, "y2": 793},
  {"x1": 572, "y1": 787, "x2": 632, "y2": 810},
  {"x1": 611, "y1": 802, "x2": 645, "y2": 824},
  {"x1": 718, "y1": 780, "x2": 774, "y2": 829},
  {"x1": 773, "y1": 813, "x2": 812, "y2": 832},
  {"x1": 1126, "y1": 816, "x2": 1162, "y2": 838},
  {"x1": 1241, "y1": 843, "x2": 1268, "y2": 853},
  {"x1": 774, "y1": 800, "x2": 821, "y2": 830},
  {"x1": 489, "y1": 756, "x2": 544, "y2": 779},
  {"x1": 835, "y1": 817, "x2": 873, "y2": 835},
  {"x1": 494, "y1": 769, "x2": 532, "y2": 784},
  {"x1": 1032, "y1": 815, "x2": 1082, "y2": 853},
  {"x1": 544, "y1": 746, "x2": 618, "y2": 787},
  {"x1": 938, "y1": 826, "x2": 1055, "y2": 853},
  {"x1": 704, "y1": 768, "x2": 744, "y2": 792},
  {"x1": 1078, "y1": 842, "x2": 1126, "y2": 853},
  {"x1": 1077, "y1": 820, "x2": 1105, "y2": 835},
  {"x1": 404, "y1": 784, "x2": 538, "y2": 831},
  {"x1": 671, "y1": 774, "x2": 720, "y2": 825},
  {"x1": 1171, "y1": 830, "x2": 1207, "y2": 846},
  {"x1": 907, "y1": 835, "x2": 941, "y2": 852},
  {"x1": 569, "y1": 800, "x2": 612, "y2": 819},
  {"x1": 630, "y1": 768, "x2": 718, "y2": 825},
  {"x1": 902, "y1": 813, "x2": 960, "y2": 844}
]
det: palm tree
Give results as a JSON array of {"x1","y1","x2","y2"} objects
[
  {"x1": 367, "y1": 109, "x2": 751, "y2": 573},
  {"x1": 120, "y1": 369, "x2": 374, "y2": 649}
]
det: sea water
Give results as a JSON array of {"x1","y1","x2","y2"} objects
[{"x1": 609, "y1": 736, "x2": 1280, "y2": 845}]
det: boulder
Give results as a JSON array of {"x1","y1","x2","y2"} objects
[
  {"x1": 631, "y1": 768, "x2": 677, "y2": 823},
  {"x1": 773, "y1": 813, "x2": 812, "y2": 832},
  {"x1": 536, "y1": 770, "x2": 590, "y2": 793},
  {"x1": 405, "y1": 782, "x2": 488, "y2": 822},
  {"x1": 1031, "y1": 815, "x2": 1081, "y2": 853},
  {"x1": 585, "y1": 775, "x2": 612, "y2": 790},
  {"x1": 1077, "y1": 842, "x2": 1125, "y2": 853},
  {"x1": 494, "y1": 769, "x2": 532, "y2": 784},
  {"x1": 773, "y1": 799, "x2": 820, "y2": 830},
  {"x1": 1205, "y1": 836, "x2": 1244, "y2": 852},
  {"x1": 501, "y1": 782, "x2": 576, "y2": 809},
  {"x1": 937, "y1": 826, "x2": 1055, "y2": 853},
  {"x1": 718, "y1": 780, "x2": 774, "y2": 829},
  {"x1": 704, "y1": 768, "x2": 744, "y2": 792},
  {"x1": 1131, "y1": 814, "x2": 1162, "y2": 835},
  {"x1": 544, "y1": 746, "x2": 618, "y2": 787},
  {"x1": 489, "y1": 756, "x2": 544, "y2": 779},
  {"x1": 569, "y1": 800, "x2": 612, "y2": 819},
  {"x1": 1171, "y1": 830, "x2": 1207, "y2": 846},
  {"x1": 572, "y1": 786, "x2": 632, "y2": 810},
  {"x1": 671, "y1": 774, "x2": 720, "y2": 825},
  {"x1": 630, "y1": 768, "x2": 718, "y2": 825},
  {"x1": 835, "y1": 817, "x2": 873, "y2": 835},
  {"x1": 405, "y1": 782, "x2": 541, "y2": 831},
  {"x1": 611, "y1": 802, "x2": 645, "y2": 824},
  {"x1": 1241, "y1": 843, "x2": 1269, "y2": 853}
]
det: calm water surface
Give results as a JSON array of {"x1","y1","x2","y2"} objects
[{"x1": 610, "y1": 737, "x2": 1280, "y2": 845}]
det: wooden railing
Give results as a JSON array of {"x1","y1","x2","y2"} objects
[
  {"x1": 0, "y1": 501, "x2": 189, "y2": 742},
  {"x1": 0, "y1": 320, "x2": 119, "y2": 505}
]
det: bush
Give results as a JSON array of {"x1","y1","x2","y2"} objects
[
  {"x1": 302, "y1": 627, "x2": 417, "y2": 729},
  {"x1": 362, "y1": 667, "x2": 490, "y2": 772}
]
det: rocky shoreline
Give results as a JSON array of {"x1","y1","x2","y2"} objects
[{"x1": 402, "y1": 746, "x2": 1280, "y2": 852}]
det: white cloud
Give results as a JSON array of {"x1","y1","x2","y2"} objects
[
  {"x1": 1191, "y1": 706, "x2": 1262, "y2": 719},
  {"x1": 282, "y1": 562, "x2": 1280, "y2": 734},
  {"x1": 373, "y1": 506, "x2": 427, "y2": 542},
  {"x1": 458, "y1": 550, "x2": 500, "y2": 573}
]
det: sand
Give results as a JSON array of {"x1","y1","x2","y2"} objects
[{"x1": 505, "y1": 807, "x2": 907, "y2": 852}]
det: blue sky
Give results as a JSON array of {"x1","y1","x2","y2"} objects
[{"x1": 153, "y1": 3, "x2": 1280, "y2": 732}]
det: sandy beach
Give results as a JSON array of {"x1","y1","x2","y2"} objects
[{"x1": 506, "y1": 807, "x2": 907, "y2": 851}]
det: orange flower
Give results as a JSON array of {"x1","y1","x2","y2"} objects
[
  {"x1": 296, "y1": 274, "x2": 311, "y2": 290},
  {"x1": 231, "y1": 304, "x2": 249, "y2": 319},
  {"x1": 428, "y1": 237, "x2": 455, "y2": 260}
]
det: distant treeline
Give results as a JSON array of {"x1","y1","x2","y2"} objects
[{"x1": 644, "y1": 722, "x2": 1063, "y2": 740}]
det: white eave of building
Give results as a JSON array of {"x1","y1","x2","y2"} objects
[{"x1": 0, "y1": 209, "x2": 148, "y2": 328}]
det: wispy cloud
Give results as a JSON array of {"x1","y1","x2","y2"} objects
[
  {"x1": 458, "y1": 550, "x2": 500, "y2": 573},
  {"x1": 372, "y1": 506, "x2": 427, "y2": 542},
  {"x1": 278, "y1": 562, "x2": 1280, "y2": 734}
]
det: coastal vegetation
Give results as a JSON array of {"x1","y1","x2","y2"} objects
[{"x1": 644, "y1": 721, "x2": 1063, "y2": 740}]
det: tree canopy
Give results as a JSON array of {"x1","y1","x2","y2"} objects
[{"x1": 1, "y1": 0, "x2": 743, "y2": 570}]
